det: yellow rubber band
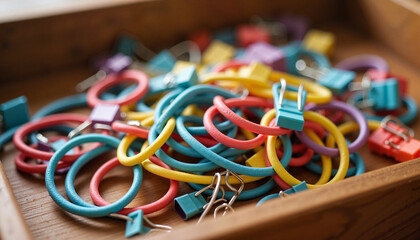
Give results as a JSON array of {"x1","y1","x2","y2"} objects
[
  {"x1": 264, "y1": 110, "x2": 349, "y2": 188},
  {"x1": 141, "y1": 159, "x2": 263, "y2": 184},
  {"x1": 201, "y1": 71, "x2": 332, "y2": 104},
  {"x1": 117, "y1": 118, "x2": 176, "y2": 166}
]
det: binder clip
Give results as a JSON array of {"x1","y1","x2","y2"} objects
[
  {"x1": 241, "y1": 42, "x2": 286, "y2": 71},
  {"x1": 147, "y1": 50, "x2": 176, "y2": 73},
  {"x1": 256, "y1": 181, "x2": 308, "y2": 206},
  {"x1": 67, "y1": 104, "x2": 122, "y2": 139},
  {"x1": 76, "y1": 54, "x2": 132, "y2": 92},
  {"x1": 283, "y1": 181, "x2": 308, "y2": 194},
  {"x1": 36, "y1": 135, "x2": 73, "y2": 173},
  {"x1": 188, "y1": 29, "x2": 212, "y2": 52},
  {"x1": 295, "y1": 59, "x2": 355, "y2": 95},
  {"x1": 202, "y1": 40, "x2": 235, "y2": 64},
  {"x1": 368, "y1": 116, "x2": 420, "y2": 162},
  {"x1": 148, "y1": 66, "x2": 198, "y2": 95},
  {"x1": 213, "y1": 170, "x2": 244, "y2": 219},
  {"x1": 214, "y1": 28, "x2": 236, "y2": 45},
  {"x1": 238, "y1": 62, "x2": 272, "y2": 83},
  {"x1": 0, "y1": 96, "x2": 30, "y2": 131},
  {"x1": 115, "y1": 210, "x2": 171, "y2": 238},
  {"x1": 174, "y1": 192, "x2": 208, "y2": 220},
  {"x1": 175, "y1": 172, "x2": 226, "y2": 223},
  {"x1": 236, "y1": 24, "x2": 271, "y2": 47},
  {"x1": 349, "y1": 74, "x2": 400, "y2": 111},
  {"x1": 277, "y1": 13, "x2": 310, "y2": 41},
  {"x1": 366, "y1": 69, "x2": 408, "y2": 97},
  {"x1": 303, "y1": 29, "x2": 335, "y2": 57},
  {"x1": 272, "y1": 79, "x2": 307, "y2": 131},
  {"x1": 36, "y1": 134, "x2": 74, "y2": 154},
  {"x1": 249, "y1": 16, "x2": 287, "y2": 45}
]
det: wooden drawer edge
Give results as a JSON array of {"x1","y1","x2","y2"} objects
[{"x1": 147, "y1": 158, "x2": 420, "y2": 239}]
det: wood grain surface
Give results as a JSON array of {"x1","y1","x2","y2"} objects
[{"x1": 1, "y1": 23, "x2": 420, "y2": 240}]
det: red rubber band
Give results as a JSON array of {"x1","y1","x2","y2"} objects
[
  {"x1": 90, "y1": 156, "x2": 178, "y2": 215},
  {"x1": 87, "y1": 70, "x2": 149, "y2": 108},
  {"x1": 13, "y1": 113, "x2": 107, "y2": 162},
  {"x1": 212, "y1": 60, "x2": 247, "y2": 73},
  {"x1": 204, "y1": 104, "x2": 266, "y2": 150},
  {"x1": 212, "y1": 96, "x2": 291, "y2": 136},
  {"x1": 14, "y1": 137, "x2": 78, "y2": 174}
]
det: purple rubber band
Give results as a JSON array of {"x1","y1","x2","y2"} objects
[
  {"x1": 295, "y1": 101, "x2": 369, "y2": 157},
  {"x1": 335, "y1": 54, "x2": 389, "y2": 72}
]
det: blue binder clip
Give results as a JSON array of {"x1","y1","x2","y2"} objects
[
  {"x1": 295, "y1": 59, "x2": 355, "y2": 95},
  {"x1": 123, "y1": 210, "x2": 172, "y2": 238},
  {"x1": 174, "y1": 192, "x2": 207, "y2": 220},
  {"x1": 213, "y1": 28, "x2": 236, "y2": 45},
  {"x1": 256, "y1": 181, "x2": 308, "y2": 206},
  {"x1": 147, "y1": 50, "x2": 176, "y2": 73},
  {"x1": 349, "y1": 74, "x2": 400, "y2": 111},
  {"x1": 284, "y1": 181, "x2": 309, "y2": 194},
  {"x1": 148, "y1": 66, "x2": 198, "y2": 95},
  {"x1": 273, "y1": 79, "x2": 307, "y2": 131},
  {"x1": 114, "y1": 34, "x2": 138, "y2": 57},
  {"x1": 0, "y1": 96, "x2": 30, "y2": 131}
]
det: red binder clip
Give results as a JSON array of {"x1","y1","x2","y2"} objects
[{"x1": 368, "y1": 116, "x2": 420, "y2": 162}]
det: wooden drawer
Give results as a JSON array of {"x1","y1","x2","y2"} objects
[{"x1": 1, "y1": 0, "x2": 420, "y2": 239}]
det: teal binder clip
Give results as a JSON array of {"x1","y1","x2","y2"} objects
[
  {"x1": 124, "y1": 210, "x2": 172, "y2": 238},
  {"x1": 174, "y1": 192, "x2": 207, "y2": 220},
  {"x1": 0, "y1": 96, "x2": 30, "y2": 131},
  {"x1": 114, "y1": 34, "x2": 138, "y2": 57},
  {"x1": 296, "y1": 59, "x2": 355, "y2": 95},
  {"x1": 369, "y1": 78, "x2": 400, "y2": 110},
  {"x1": 350, "y1": 75, "x2": 400, "y2": 111},
  {"x1": 284, "y1": 181, "x2": 309, "y2": 194},
  {"x1": 147, "y1": 50, "x2": 176, "y2": 73},
  {"x1": 148, "y1": 66, "x2": 198, "y2": 95},
  {"x1": 256, "y1": 181, "x2": 308, "y2": 206},
  {"x1": 273, "y1": 79, "x2": 307, "y2": 131}
]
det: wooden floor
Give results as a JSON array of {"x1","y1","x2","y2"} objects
[{"x1": 1, "y1": 23, "x2": 420, "y2": 239}]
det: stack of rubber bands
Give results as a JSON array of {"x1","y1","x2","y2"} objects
[{"x1": 1, "y1": 14, "x2": 419, "y2": 238}]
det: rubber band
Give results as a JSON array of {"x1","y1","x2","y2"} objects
[
  {"x1": 265, "y1": 110, "x2": 349, "y2": 188},
  {"x1": 87, "y1": 70, "x2": 149, "y2": 107},
  {"x1": 46, "y1": 134, "x2": 142, "y2": 217},
  {"x1": 201, "y1": 70, "x2": 332, "y2": 104},
  {"x1": 210, "y1": 96, "x2": 291, "y2": 136},
  {"x1": 151, "y1": 116, "x2": 244, "y2": 172},
  {"x1": 176, "y1": 115, "x2": 290, "y2": 177},
  {"x1": 14, "y1": 137, "x2": 76, "y2": 174},
  {"x1": 117, "y1": 118, "x2": 175, "y2": 166},
  {"x1": 13, "y1": 113, "x2": 107, "y2": 161},
  {"x1": 90, "y1": 156, "x2": 178, "y2": 215},
  {"x1": 295, "y1": 100, "x2": 369, "y2": 157}
]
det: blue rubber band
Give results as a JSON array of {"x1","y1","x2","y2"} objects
[
  {"x1": 175, "y1": 116, "x2": 292, "y2": 177},
  {"x1": 45, "y1": 134, "x2": 142, "y2": 217},
  {"x1": 305, "y1": 151, "x2": 365, "y2": 177},
  {"x1": 154, "y1": 85, "x2": 239, "y2": 133}
]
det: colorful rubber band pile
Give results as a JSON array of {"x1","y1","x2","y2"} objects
[{"x1": 1, "y1": 14, "x2": 419, "y2": 238}]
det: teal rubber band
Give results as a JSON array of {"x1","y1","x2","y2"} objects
[
  {"x1": 176, "y1": 116, "x2": 292, "y2": 177},
  {"x1": 150, "y1": 119, "x2": 246, "y2": 172},
  {"x1": 154, "y1": 85, "x2": 239, "y2": 133},
  {"x1": 305, "y1": 151, "x2": 365, "y2": 177},
  {"x1": 256, "y1": 193, "x2": 280, "y2": 206},
  {"x1": 45, "y1": 134, "x2": 142, "y2": 217}
]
